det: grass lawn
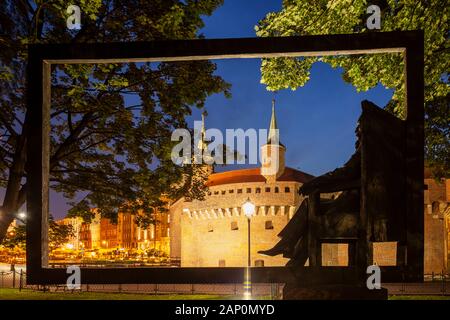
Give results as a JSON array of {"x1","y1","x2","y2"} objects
[
  {"x1": 0, "y1": 288, "x2": 238, "y2": 300},
  {"x1": 1, "y1": 289, "x2": 449, "y2": 300}
]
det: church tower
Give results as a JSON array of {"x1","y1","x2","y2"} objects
[
  {"x1": 197, "y1": 110, "x2": 214, "y2": 175},
  {"x1": 261, "y1": 99, "x2": 286, "y2": 182}
]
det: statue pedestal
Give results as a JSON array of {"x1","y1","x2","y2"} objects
[{"x1": 283, "y1": 284, "x2": 388, "y2": 300}]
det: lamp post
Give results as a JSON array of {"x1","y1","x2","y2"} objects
[
  {"x1": 242, "y1": 198, "x2": 255, "y2": 299},
  {"x1": 17, "y1": 212, "x2": 26, "y2": 224}
]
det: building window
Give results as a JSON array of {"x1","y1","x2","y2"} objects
[
  {"x1": 237, "y1": 189, "x2": 242, "y2": 194},
  {"x1": 219, "y1": 260, "x2": 226, "y2": 267},
  {"x1": 167, "y1": 228, "x2": 170, "y2": 237},
  {"x1": 265, "y1": 187, "x2": 270, "y2": 192},
  {"x1": 207, "y1": 191, "x2": 212, "y2": 196},
  {"x1": 221, "y1": 190, "x2": 226, "y2": 195},
  {"x1": 265, "y1": 220, "x2": 274, "y2": 230},
  {"x1": 231, "y1": 221, "x2": 238, "y2": 230},
  {"x1": 255, "y1": 260, "x2": 264, "y2": 267},
  {"x1": 274, "y1": 187, "x2": 279, "y2": 193},
  {"x1": 246, "y1": 188, "x2": 252, "y2": 193},
  {"x1": 229, "y1": 189, "x2": 234, "y2": 194},
  {"x1": 255, "y1": 188, "x2": 261, "y2": 193},
  {"x1": 150, "y1": 225, "x2": 154, "y2": 239},
  {"x1": 285, "y1": 187, "x2": 290, "y2": 193},
  {"x1": 214, "y1": 191, "x2": 219, "y2": 195}
]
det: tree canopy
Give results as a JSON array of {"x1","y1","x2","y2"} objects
[
  {"x1": 0, "y1": 0, "x2": 230, "y2": 243},
  {"x1": 256, "y1": 0, "x2": 449, "y2": 178},
  {"x1": 1, "y1": 215, "x2": 73, "y2": 250}
]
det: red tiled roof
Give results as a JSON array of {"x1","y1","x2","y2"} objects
[
  {"x1": 278, "y1": 167, "x2": 315, "y2": 183},
  {"x1": 206, "y1": 167, "x2": 314, "y2": 187}
]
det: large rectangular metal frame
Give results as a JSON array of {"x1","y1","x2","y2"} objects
[{"x1": 26, "y1": 31, "x2": 424, "y2": 284}]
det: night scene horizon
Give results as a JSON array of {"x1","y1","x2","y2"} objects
[
  {"x1": 0, "y1": 0, "x2": 447, "y2": 305},
  {"x1": 41, "y1": 0, "x2": 395, "y2": 219}
]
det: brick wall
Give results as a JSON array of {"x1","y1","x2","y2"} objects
[
  {"x1": 424, "y1": 178, "x2": 448, "y2": 273},
  {"x1": 171, "y1": 176, "x2": 450, "y2": 272},
  {"x1": 172, "y1": 181, "x2": 301, "y2": 267}
]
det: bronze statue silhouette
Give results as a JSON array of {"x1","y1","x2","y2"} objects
[{"x1": 259, "y1": 100, "x2": 408, "y2": 270}]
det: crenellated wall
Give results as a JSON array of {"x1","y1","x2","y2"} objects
[{"x1": 170, "y1": 181, "x2": 303, "y2": 267}]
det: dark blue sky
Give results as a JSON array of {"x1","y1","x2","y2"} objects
[
  {"x1": 45, "y1": 0, "x2": 391, "y2": 217},
  {"x1": 190, "y1": 0, "x2": 393, "y2": 175}
]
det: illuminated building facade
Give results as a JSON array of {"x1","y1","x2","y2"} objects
[
  {"x1": 57, "y1": 217, "x2": 83, "y2": 250},
  {"x1": 169, "y1": 103, "x2": 321, "y2": 267},
  {"x1": 424, "y1": 173, "x2": 450, "y2": 273},
  {"x1": 169, "y1": 105, "x2": 450, "y2": 272},
  {"x1": 58, "y1": 210, "x2": 170, "y2": 255}
]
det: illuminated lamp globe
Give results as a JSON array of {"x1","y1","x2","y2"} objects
[{"x1": 242, "y1": 198, "x2": 255, "y2": 218}]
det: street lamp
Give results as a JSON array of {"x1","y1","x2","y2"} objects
[
  {"x1": 242, "y1": 198, "x2": 255, "y2": 299},
  {"x1": 242, "y1": 198, "x2": 256, "y2": 219},
  {"x1": 16, "y1": 212, "x2": 26, "y2": 223}
]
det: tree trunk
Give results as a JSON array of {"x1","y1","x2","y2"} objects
[
  {"x1": 0, "y1": 114, "x2": 28, "y2": 243},
  {"x1": 0, "y1": 206, "x2": 16, "y2": 244},
  {"x1": 0, "y1": 6, "x2": 43, "y2": 244}
]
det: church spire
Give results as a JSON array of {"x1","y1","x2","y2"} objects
[
  {"x1": 198, "y1": 110, "x2": 207, "y2": 151},
  {"x1": 261, "y1": 98, "x2": 286, "y2": 181},
  {"x1": 201, "y1": 110, "x2": 206, "y2": 141},
  {"x1": 268, "y1": 98, "x2": 279, "y2": 144}
]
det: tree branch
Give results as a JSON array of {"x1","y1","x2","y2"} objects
[{"x1": 0, "y1": 109, "x2": 19, "y2": 138}]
